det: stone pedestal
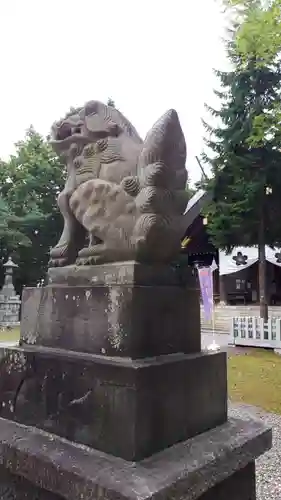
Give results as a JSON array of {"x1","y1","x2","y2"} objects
[
  {"x1": 0, "y1": 347, "x2": 227, "y2": 461},
  {"x1": 0, "y1": 261, "x2": 272, "y2": 498},
  {"x1": 21, "y1": 262, "x2": 201, "y2": 357},
  {"x1": 0, "y1": 414, "x2": 271, "y2": 500},
  {"x1": 1, "y1": 263, "x2": 226, "y2": 461}
]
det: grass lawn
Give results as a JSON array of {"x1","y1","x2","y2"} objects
[
  {"x1": 0, "y1": 327, "x2": 20, "y2": 343},
  {"x1": 228, "y1": 348, "x2": 281, "y2": 414}
]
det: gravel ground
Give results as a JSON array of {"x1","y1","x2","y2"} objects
[{"x1": 229, "y1": 401, "x2": 281, "y2": 499}]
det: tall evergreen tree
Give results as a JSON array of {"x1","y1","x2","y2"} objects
[
  {"x1": 0, "y1": 127, "x2": 65, "y2": 288},
  {"x1": 202, "y1": 0, "x2": 281, "y2": 318}
]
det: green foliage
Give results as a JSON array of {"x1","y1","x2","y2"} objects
[
  {"x1": 0, "y1": 127, "x2": 65, "y2": 287},
  {"x1": 236, "y1": 2, "x2": 281, "y2": 66},
  {"x1": 203, "y1": 0, "x2": 281, "y2": 250},
  {"x1": 0, "y1": 196, "x2": 31, "y2": 251}
]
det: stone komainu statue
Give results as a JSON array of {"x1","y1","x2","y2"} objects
[{"x1": 49, "y1": 101, "x2": 188, "y2": 266}]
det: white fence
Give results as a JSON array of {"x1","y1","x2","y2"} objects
[{"x1": 230, "y1": 316, "x2": 281, "y2": 348}]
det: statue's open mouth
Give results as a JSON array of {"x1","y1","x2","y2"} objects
[
  {"x1": 51, "y1": 122, "x2": 111, "y2": 152},
  {"x1": 57, "y1": 123, "x2": 82, "y2": 141},
  {"x1": 51, "y1": 122, "x2": 89, "y2": 151}
]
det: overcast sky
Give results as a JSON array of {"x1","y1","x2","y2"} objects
[{"x1": 0, "y1": 0, "x2": 227, "y2": 183}]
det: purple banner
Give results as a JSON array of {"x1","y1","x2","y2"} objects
[{"x1": 198, "y1": 267, "x2": 213, "y2": 321}]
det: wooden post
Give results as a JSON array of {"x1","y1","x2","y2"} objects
[
  {"x1": 258, "y1": 208, "x2": 268, "y2": 320},
  {"x1": 219, "y1": 274, "x2": 227, "y2": 305}
]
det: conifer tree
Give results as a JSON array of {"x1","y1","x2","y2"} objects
[{"x1": 203, "y1": 0, "x2": 281, "y2": 318}]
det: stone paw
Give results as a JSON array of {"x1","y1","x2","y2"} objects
[
  {"x1": 77, "y1": 244, "x2": 105, "y2": 258},
  {"x1": 48, "y1": 257, "x2": 69, "y2": 268},
  {"x1": 49, "y1": 244, "x2": 70, "y2": 259},
  {"x1": 75, "y1": 255, "x2": 101, "y2": 266}
]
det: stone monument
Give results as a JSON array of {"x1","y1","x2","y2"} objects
[
  {"x1": 0, "y1": 101, "x2": 271, "y2": 499},
  {"x1": 0, "y1": 257, "x2": 20, "y2": 327}
]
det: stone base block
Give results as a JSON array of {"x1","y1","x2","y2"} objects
[
  {"x1": 0, "y1": 463, "x2": 255, "y2": 500},
  {"x1": 0, "y1": 415, "x2": 271, "y2": 500},
  {"x1": 0, "y1": 347, "x2": 227, "y2": 461},
  {"x1": 20, "y1": 262, "x2": 200, "y2": 358},
  {"x1": 0, "y1": 467, "x2": 61, "y2": 500},
  {"x1": 200, "y1": 462, "x2": 256, "y2": 499}
]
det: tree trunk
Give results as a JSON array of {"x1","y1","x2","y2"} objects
[
  {"x1": 258, "y1": 211, "x2": 268, "y2": 320},
  {"x1": 219, "y1": 275, "x2": 227, "y2": 305}
]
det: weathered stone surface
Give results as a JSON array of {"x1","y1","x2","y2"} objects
[
  {"x1": 0, "y1": 467, "x2": 62, "y2": 500},
  {"x1": 21, "y1": 285, "x2": 200, "y2": 356},
  {"x1": 0, "y1": 347, "x2": 227, "y2": 461},
  {"x1": 200, "y1": 462, "x2": 256, "y2": 499},
  {"x1": 0, "y1": 415, "x2": 271, "y2": 500},
  {"x1": 48, "y1": 101, "x2": 189, "y2": 267},
  {"x1": 48, "y1": 261, "x2": 193, "y2": 287},
  {"x1": 21, "y1": 264, "x2": 200, "y2": 358},
  {"x1": 0, "y1": 295, "x2": 20, "y2": 327}
]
